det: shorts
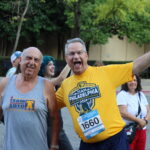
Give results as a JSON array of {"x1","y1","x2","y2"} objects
[{"x1": 79, "y1": 129, "x2": 130, "y2": 150}]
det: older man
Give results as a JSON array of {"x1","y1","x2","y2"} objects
[
  {"x1": 0, "y1": 47, "x2": 59, "y2": 150},
  {"x1": 56, "y1": 38, "x2": 150, "y2": 150}
]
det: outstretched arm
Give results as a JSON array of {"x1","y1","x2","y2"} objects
[
  {"x1": 45, "y1": 80, "x2": 60, "y2": 150},
  {"x1": 133, "y1": 51, "x2": 150, "y2": 74},
  {"x1": 50, "y1": 64, "x2": 70, "y2": 86}
]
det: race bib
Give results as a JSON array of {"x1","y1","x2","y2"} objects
[{"x1": 77, "y1": 110, "x2": 105, "y2": 139}]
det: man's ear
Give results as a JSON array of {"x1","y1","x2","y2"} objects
[{"x1": 86, "y1": 52, "x2": 88, "y2": 59}]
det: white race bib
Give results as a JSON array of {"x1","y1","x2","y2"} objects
[{"x1": 77, "y1": 110, "x2": 105, "y2": 139}]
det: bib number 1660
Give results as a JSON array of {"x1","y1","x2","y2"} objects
[{"x1": 81, "y1": 117, "x2": 99, "y2": 130}]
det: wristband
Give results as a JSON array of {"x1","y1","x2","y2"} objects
[
  {"x1": 144, "y1": 118, "x2": 148, "y2": 125},
  {"x1": 50, "y1": 145, "x2": 59, "y2": 149}
]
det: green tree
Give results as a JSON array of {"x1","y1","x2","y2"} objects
[
  {"x1": 0, "y1": 0, "x2": 69, "y2": 57},
  {"x1": 0, "y1": 0, "x2": 150, "y2": 57},
  {"x1": 93, "y1": 0, "x2": 150, "y2": 45},
  {"x1": 0, "y1": 0, "x2": 22, "y2": 55},
  {"x1": 63, "y1": 0, "x2": 150, "y2": 47},
  {"x1": 63, "y1": 0, "x2": 109, "y2": 52}
]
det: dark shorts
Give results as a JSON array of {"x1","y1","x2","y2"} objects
[{"x1": 79, "y1": 129, "x2": 130, "y2": 150}]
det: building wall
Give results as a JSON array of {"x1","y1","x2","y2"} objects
[
  {"x1": 144, "y1": 44, "x2": 150, "y2": 53},
  {"x1": 89, "y1": 36, "x2": 146, "y2": 62}
]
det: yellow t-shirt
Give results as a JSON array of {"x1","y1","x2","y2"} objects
[{"x1": 56, "y1": 63, "x2": 133, "y2": 143}]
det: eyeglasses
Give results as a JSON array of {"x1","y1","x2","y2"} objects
[{"x1": 66, "y1": 50, "x2": 86, "y2": 57}]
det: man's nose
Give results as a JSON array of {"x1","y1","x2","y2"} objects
[
  {"x1": 30, "y1": 59, "x2": 35, "y2": 64},
  {"x1": 74, "y1": 52, "x2": 80, "y2": 58}
]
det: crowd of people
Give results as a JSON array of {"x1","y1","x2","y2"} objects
[{"x1": 0, "y1": 38, "x2": 150, "y2": 150}]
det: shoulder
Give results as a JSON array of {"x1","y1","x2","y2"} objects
[
  {"x1": 117, "y1": 90, "x2": 129, "y2": 100},
  {"x1": 139, "y1": 91, "x2": 145, "y2": 96},
  {"x1": 117, "y1": 90, "x2": 127, "y2": 96},
  {"x1": 61, "y1": 75, "x2": 74, "y2": 84},
  {"x1": 139, "y1": 91, "x2": 147, "y2": 100},
  {"x1": 0, "y1": 77, "x2": 9, "y2": 93},
  {"x1": 42, "y1": 77, "x2": 52, "y2": 86},
  {"x1": 117, "y1": 90, "x2": 128, "y2": 105},
  {"x1": 42, "y1": 78, "x2": 54, "y2": 91},
  {"x1": 6, "y1": 67, "x2": 16, "y2": 77},
  {"x1": 103, "y1": 63, "x2": 133, "y2": 70}
]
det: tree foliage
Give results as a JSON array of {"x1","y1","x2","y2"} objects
[
  {"x1": 0, "y1": 0, "x2": 69, "y2": 56},
  {"x1": 0, "y1": 0, "x2": 150, "y2": 56},
  {"x1": 93, "y1": 0, "x2": 150, "y2": 44},
  {"x1": 63, "y1": 0, "x2": 150, "y2": 45}
]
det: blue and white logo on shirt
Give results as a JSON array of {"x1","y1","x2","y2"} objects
[{"x1": 68, "y1": 81, "x2": 101, "y2": 115}]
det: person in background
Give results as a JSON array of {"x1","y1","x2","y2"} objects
[
  {"x1": 117, "y1": 74, "x2": 150, "y2": 150},
  {"x1": 39, "y1": 56, "x2": 73, "y2": 150},
  {"x1": 6, "y1": 51, "x2": 22, "y2": 77},
  {"x1": 0, "y1": 47, "x2": 60, "y2": 150},
  {"x1": 56, "y1": 37, "x2": 150, "y2": 150}
]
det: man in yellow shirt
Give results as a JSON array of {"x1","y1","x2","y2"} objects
[{"x1": 56, "y1": 38, "x2": 150, "y2": 150}]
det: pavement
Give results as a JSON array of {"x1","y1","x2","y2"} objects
[{"x1": 0, "y1": 78, "x2": 150, "y2": 150}]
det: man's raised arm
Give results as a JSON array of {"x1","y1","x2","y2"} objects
[{"x1": 133, "y1": 51, "x2": 150, "y2": 74}]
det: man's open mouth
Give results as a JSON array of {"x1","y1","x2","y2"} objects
[{"x1": 74, "y1": 61, "x2": 82, "y2": 67}]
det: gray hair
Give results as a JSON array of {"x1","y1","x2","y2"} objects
[
  {"x1": 21, "y1": 47, "x2": 43, "y2": 63},
  {"x1": 65, "y1": 38, "x2": 87, "y2": 54}
]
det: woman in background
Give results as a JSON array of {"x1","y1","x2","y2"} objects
[
  {"x1": 117, "y1": 74, "x2": 150, "y2": 150},
  {"x1": 39, "y1": 56, "x2": 73, "y2": 150}
]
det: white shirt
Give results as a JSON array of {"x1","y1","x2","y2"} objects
[
  {"x1": 117, "y1": 90, "x2": 148, "y2": 125},
  {"x1": 6, "y1": 67, "x2": 16, "y2": 78}
]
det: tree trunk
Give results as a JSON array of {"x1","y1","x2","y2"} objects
[
  {"x1": 86, "y1": 41, "x2": 90, "y2": 54},
  {"x1": 73, "y1": 0, "x2": 81, "y2": 37},
  {"x1": 13, "y1": 0, "x2": 30, "y2": 52}
]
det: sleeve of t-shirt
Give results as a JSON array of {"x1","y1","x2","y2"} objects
[
  {"x1": 117, "y1": 91, "x2": 128, "y2": 106},
  {"x1": 56, "y1": 84, "x2": 66, "y2": 109},
  {"x1": 140, "y1": 92, "x2": 148, "y2": 105},
  {"x1": 102, "y1": 63, "x2": 133, "y2": 88}
]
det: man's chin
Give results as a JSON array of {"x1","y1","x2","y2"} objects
[
  {"x1": 25, "y1": 71, "x2": 34, "y2": 77},
  {"x1": 73, "y1": 70, "x2": 82, "y2": 75}
]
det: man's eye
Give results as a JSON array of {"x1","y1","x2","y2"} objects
[
  {"x1": 69, "y1": 52, "x2": 75, "y2": 56},
  {"x1": 35, "y1": 58, "x2": 40, "y2": 62},
  {"x1": 26, "y1": 56, "x2": 32, "y2": 60},
  {"x1": 78, "y1": 51, "x2": 82, "y2": 55}
]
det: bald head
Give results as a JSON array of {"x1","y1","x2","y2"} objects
[
  {"x1": 19, "y1": 47, "x2": 43, "y2": 79},
  {"x1": 21, "y1": 47, "x2": 43, "y2": 63}
]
